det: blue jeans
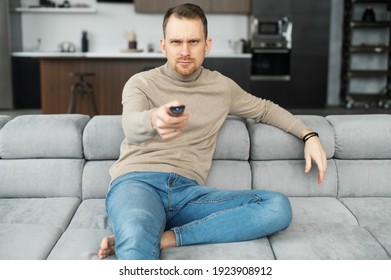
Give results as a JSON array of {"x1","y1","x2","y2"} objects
[{"x1": 106, "y1": 172, "x2": 292, "y2": 260}]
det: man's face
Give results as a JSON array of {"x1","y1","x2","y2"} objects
[{"x1": 160, "y1": 15, "x2": 212, "y2": 76}]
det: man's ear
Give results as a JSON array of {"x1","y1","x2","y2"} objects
[
  {"x1": 160, "y1": 38, "x2": 167, "y2": 55},
  {"x1": 205, "y1": 38, "x2": 213, "y2": 55}
]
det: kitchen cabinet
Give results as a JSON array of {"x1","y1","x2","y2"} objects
[
  {"x1": 134, "y1": 0, "x2": 251, "y2": 14},
  {"x1": 203, "y1": 57, "x2": 251, "y2": 91},
  {"x1": 39, "y1": 56, "x2": 250, "y2": 115},
  {"x1": 340, "y1": 0, "x2": 391, "y2": 109},
  {"x1": 250, "y1": 0, "x2": 331, "y2": 108},
  {"x1": 40, "y1": 58, "x2": 166, "y2": 115},
  {"x1": 251, "y1": 0, "x2": 292, "y2": 19},
  {"x1": 12, "y1": 57, "x2": 41, "y2": 109}
]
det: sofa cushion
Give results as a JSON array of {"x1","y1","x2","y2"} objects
[
  {"x1": 340, "y1": 197, "x2": 391, "y2": 226},
  {"x1": 0, "y1": 197, "x2": 80, "y2": 231},
  {"x1": 269, "y1": 223, "x2": 390, "y2": 259},
  {"x1": 248, "y1": 115, "x2": 335, "y2": 160},
  {"x1": 206, "y1": 160, "x2": 251, "y2": 190},
  {"x1": 48, "y1": 199, "x2": 113, "y2": 260},
  {"x1": 289, "y1": 197, "x2": 357, "y2": 226},
  {"x1": 0, "y1": 224, "x2": 63, "y2": 260},
  {"x1": 213, "y1": 116, "x2": 249, "y2": 160},
  {"x1": 0, "y1": 114, "x2": 89, "y2": 159},
  {"x1": 326, "y1": 114, "x2": 391, "y2": 159},
  {"x1": 251, "y1": 160, "x2": 337, "y2": 197},
  {"x1": 0, "y1": 159, "x2": 84, "y2": 198},
  {"x1": 336, "y1": 160, "x2": 391, "y2": 197},
  {"x1": 161, "y1": 238, "x2": 274, "y2": 260},
  {"x1": 0, "y1": 115, "x2": 11, "y2": 130},
  {"x1": 83, "y1": 116, "x2": 124, "y2": 160},
  {"x1": 67, "y1": 199, "x2": 109, "y2": 230},
  {"x1": 82, "y1": 160, "x2": 114, "y2": 199},
  {"x1": 47, "y1": 228, "x2": 114, "y2": 260}
]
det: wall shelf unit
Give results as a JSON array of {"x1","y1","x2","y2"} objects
[{"x1": 340, "y1": 0, "x2": 391, "y2": 109}]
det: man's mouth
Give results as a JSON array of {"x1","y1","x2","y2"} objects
[{"x1": 177, "y1": 58, "x2": 193, "y2": 66}]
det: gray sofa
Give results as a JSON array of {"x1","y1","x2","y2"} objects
[{"x1": 0, "y1": 113, "x2": 390, "y2": 260}]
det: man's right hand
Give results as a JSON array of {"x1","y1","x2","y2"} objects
[{"x1": 150, "y1": 101, "x2": 189, "y2": 140}]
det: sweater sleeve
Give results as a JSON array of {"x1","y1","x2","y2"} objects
[
  {"x1": 227, "y1": 78, "x2": 309, "y2": 138},
  {"x1": 121, "y1": 77, "x2": 157, "y2": 144}
]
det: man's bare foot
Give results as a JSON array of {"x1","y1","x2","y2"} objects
[
  {"x1": 98, "y1": 235, "x2": 115, "y2": 259},
  {"x1": 97, "y1": 231, "x2": 176, "y2": 259}
]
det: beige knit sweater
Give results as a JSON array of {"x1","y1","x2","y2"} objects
[{"x1": 109, "y1": 62, "x2": 309, "y2": 185}]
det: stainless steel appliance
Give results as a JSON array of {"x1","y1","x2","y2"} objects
[
  {"x1": 250, "y1": 16, "x2": 292, "y2": 81},
  {"x1": 250, "y1": 16, "x2": 292, "y2": 49}
]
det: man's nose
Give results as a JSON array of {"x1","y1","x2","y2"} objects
[{"x1": 180, "y1": 43, "x2": 190, "y2": 56}]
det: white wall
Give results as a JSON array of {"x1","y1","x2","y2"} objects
[{"x1": 19, "y1": 0, "x2": 248, "y2": 53}]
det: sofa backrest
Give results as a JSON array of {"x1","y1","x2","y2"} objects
[
  {"x1": 0, "y1": 115, "x2": 11, "y2": 132},
  {"x1": 249, "y1": 115, "x2": 337, "y2": 197},
  {"x1": 327, "y1": 115, "x2": 391, "y2": 197},
  {"x1": 81, "y1": 115, "x2": 252, "y2": 199},
  {"x1": 0, "y1": 115, "x2": 89, "y2": 198}
]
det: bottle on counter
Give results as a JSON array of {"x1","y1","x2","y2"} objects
[
  {"x1": 126, "y1": 31, "x2": 137, "y2": 50},
  {"x1": 81, "y1": 31, "x2": 89, "y2": 52}
]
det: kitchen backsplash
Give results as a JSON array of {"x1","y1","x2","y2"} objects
[{"x1": 18, "y1": 0, "x2": 248, "y2": 53}]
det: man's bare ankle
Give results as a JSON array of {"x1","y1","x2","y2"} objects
[{"x1": 160, "y1": 230, "x2": 176, "y2": 249}]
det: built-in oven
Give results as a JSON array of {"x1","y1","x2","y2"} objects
[
  {"x1": 250, "y1": 16, "x2": 292, "y2": 81},
  {"x1": 251, "y1": 49, "x2": 290, "y2": 81}
]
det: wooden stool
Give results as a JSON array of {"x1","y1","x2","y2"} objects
[{"x1": 67, "y1": 72, "x2": 98, "y2": 115}]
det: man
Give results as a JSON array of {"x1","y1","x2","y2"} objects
[{"x1": 98, "y1": 3, "x2": 327, "y2": 260}]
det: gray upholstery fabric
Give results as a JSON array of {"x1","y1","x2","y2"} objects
[
  {"x1": 326, "y1": 114, "x2": 391, "y2": 159},
  {"x1": 82, "y1": 160, "x2": 115, "y2": 200},
  {"x1": 0, "y1": 224, "x2": 63, "y2": 260},
  {"x1": 289, "y1": 197, "x2": 358, "y2": 226},
  {"x1": 248, "y1": 115, "x2": 335, "y2": 160},
  {"x1": 336, "y1": 160, "x2": 391, "y2": 197},
  {"x1": 0, "y1": 115, "x2": 11, "y2": 130},
  {"x1": 83, "y1": 115, "x2": 124, "y2": 160},
  {"x1": 47, "y1": 228, "x2": 114, "y2": 260},
  {"x1": 0, "y1": 197, "x2": 80, "y2": 231},
  {"x1": 1, "y1": 114, "x2": 390, "y2": 260},
  {"x1": 269, "y1": 223, "x2": 390, "y2": 260},
  {"x1": 161, "y1": 238, "x2": 274, "y2": 260},
  {"x1": 213, "y1": 116, "x2": 249, "y2": 160},
  {"x1": 206, "y1": 160, "x2": 251, "y2": 190},
  {"x1": 0, "y1": 159, "x2": 84, "y2": 198},
  {"x1": 67, "y1": 199, "x2": 109, "y2": 230},
  {"x1": 340, "y1": 198, "x2": 391, "y2": 227},
  {"x1": 0, "y1": 114, "x2": 89, "y2": 159},
  {"x1": 251, "y1": 160, "x2": 337, "y2": 197}
]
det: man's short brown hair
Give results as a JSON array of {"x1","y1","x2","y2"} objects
[{"x1": 162, "y1": 3, "x2": 208, "y2": 39}]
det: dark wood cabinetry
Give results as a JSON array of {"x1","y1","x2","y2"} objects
[
  {"x1": 40, "y1": 58, "x2": 166, "y2": 115},
  {"x1": 12, "y1": 57, "x2": 41, "y2": 109},
  {"x1": 203, "y1": 57, "x2": 251, "y2": 91},
  {"x1": 39, "y1": 56, "x2": 250, "y2": 116},
  {"x1": 134, "y1": 0, "x2": 251, "y2": 14},
  {"x1": 340, "y1": 0, "x2": 391, "y2": 108},
  {"x1": 250, "y1": 0, "x2": 331, "y2": 108}
]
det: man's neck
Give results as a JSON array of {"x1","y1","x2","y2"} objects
[{"x1": 165, "y1": 62, "x2": 203, "y2": 82}]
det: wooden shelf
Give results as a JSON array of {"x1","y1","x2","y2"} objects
[
  {"x1": 352, "y1": 0, "x2": 390, "y2": 3},
  {"x1": 348, "y1": 69, "x2": 391, "y2": 77},
  {"x1": 350, "y1": 45, "x2": 391, "y2": 52},
  {"x1": 15, "y1": 7, "x2": 97, "y2": 14},
  {"x1": 350, "y1": 21, "x2": 391, "y2": 28}
]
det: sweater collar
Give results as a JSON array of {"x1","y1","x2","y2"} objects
[{"x1": 164, "y1": 62, "x2": 203, "y2": 82}]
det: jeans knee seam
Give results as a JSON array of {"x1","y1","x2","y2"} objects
[{"x1": 188, "y1": 194, "x2": 262, "y2": 205}]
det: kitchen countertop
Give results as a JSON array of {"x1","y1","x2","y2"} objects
[{"x1": 12, "y1": 51, "x2": 251, "y2": 59}]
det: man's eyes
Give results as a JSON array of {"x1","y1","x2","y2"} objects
[{"x1": 170, "y1": 40, "x2": 200, "y2": 45}]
